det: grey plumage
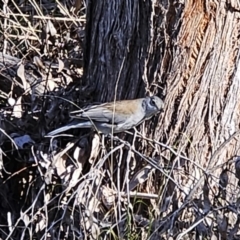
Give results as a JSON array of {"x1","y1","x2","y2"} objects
[{"x1": 47, "y1": 96, "x2": 164, "y2": 136}]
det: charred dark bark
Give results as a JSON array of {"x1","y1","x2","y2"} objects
[{"x1": 83, "y1": 0, "x2": 180, "y2": 102}]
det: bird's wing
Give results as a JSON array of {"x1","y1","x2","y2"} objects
[
  {"x1": 70, "y1": 104, "x2": 111, "y2": 122},
  {"x1": 70, "y1": 100, "x2": 140, "y2": 124}
]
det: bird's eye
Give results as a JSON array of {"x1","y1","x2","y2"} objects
[{"x1": 150, "y1": 97, "x2": 156, "y2": 107}]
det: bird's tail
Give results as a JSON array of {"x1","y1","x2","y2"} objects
[{"x1": 46, "y1": 120, "x2": 92, "y2": 136}]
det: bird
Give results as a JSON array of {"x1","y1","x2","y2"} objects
[{"x1": 47, "y1": 96, "x2": 164, "y2": 136}]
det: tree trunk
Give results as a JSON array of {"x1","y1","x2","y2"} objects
[
  {"x1": 83, "y1": 0, "x2": 240, "y2": 237},
  {"x1": 84, "y1": 0, "x2": 156, "y2": 101},
  {"x1": 160, "y1": 0, "x2": 240, "y2": 168},
  {"x1": 85, "y1": 0, "x2": 240, "y2": 173}
]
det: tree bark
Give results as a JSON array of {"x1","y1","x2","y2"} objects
[
  {"x1": 84, "y1": 0, "x2": 155, "y2": 101},
  {"x1": 160, "y1": 0, "x2": 240, "y2": 168}
]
